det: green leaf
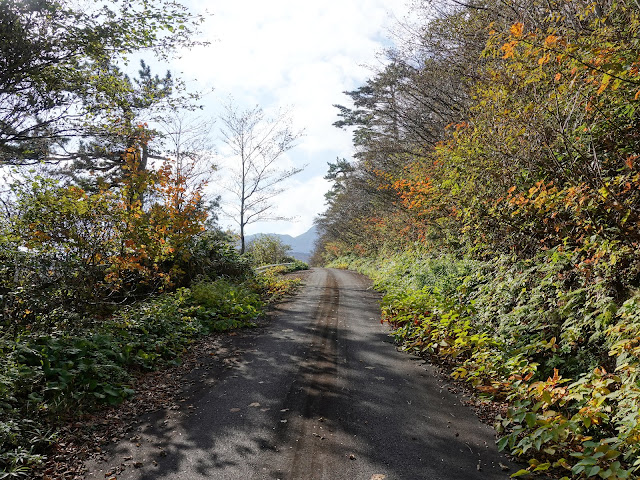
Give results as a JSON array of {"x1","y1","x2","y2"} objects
[
  {"x1": 525, "y1": 412, "x2": 537, "y2": 428},
  {"x1": 534, "y1": 463, "x2": 551, "y2": 472},
  {"x1": 102, "y1": 386, "x2": 120, "y2": 397},
  {"x1": 497, "y1": 436, "x2": 510, "y2": 451},
  {"x1": 587, "y1": 466, "x2": 601, "y2": 477}
]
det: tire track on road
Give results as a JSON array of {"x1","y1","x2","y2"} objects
[{"x1": 274, "y1": 269, "x2": 343, "y2": 479}]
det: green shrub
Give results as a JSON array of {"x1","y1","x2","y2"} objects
[
  {"x1": 183, "y1": 230, "x2": 253, "y2": 283},
  {"x1": 245, "y1": 234, "x2": 292, "y2": 266},
  {"x1": 283, "y1": 260, "x2": 309, "y2": 272},
  {"x1": 189, "y1": 279, "x2": 262, "y2": 329},
  {"x1": 0, "y1": 277, "x2": 267, "y2": 475},
  {"x1": 332, "y1": 247, "x2": 640, "y2": 478}
]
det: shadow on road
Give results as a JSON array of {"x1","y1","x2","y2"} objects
[{"x1": 87, "y1": 268, "x2": 516, "y2": 480}]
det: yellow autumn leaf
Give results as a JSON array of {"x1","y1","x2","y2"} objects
[{"x1": 597, "y1": 74, "x2": 611, "y2": 94}]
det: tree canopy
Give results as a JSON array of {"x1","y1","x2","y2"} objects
[
  {"x1": 0, "y1": 0, "x2": 204, "y2": 167},
  {"x1": 316, "y1": 0, "x2": 640, "y2": 477}
]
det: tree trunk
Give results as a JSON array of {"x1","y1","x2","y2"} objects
[{"x1": 240, "y1": 221, "x2": 245, "y2": 254}]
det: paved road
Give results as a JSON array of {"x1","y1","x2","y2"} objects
[{"x1": 85, "y1": 268, "x2": 516, "y2": 479}]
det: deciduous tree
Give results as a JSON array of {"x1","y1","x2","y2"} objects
[
  {"x1": 0, "y1": 0, "x2": 204, "y2": 167},
  {"x1": 219, "y1": 102, "x2": 304, "y2": 253},
  {"x1": 245, "y1": 234, "x2": 292, "y2": 266}
]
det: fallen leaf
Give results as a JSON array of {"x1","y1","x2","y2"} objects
[
  {"x1": 371, "y1": 475, "x2": 386, "y2": 480},
  {"x1": 499, "y1": 463, "x2": 510, "y2": 471},
  {"x1": 248, "y1": 402, "x2": 261, "y2": 408}
]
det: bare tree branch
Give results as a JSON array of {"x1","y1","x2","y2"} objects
[{"x1": 219, "y1": 100, "x2": 305, "y2": 253}]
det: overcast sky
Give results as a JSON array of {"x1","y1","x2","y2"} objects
[{"x1": 168, "y1": 0, "x2": 411, "y2": 237}]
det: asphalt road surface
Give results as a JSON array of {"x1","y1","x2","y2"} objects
[{"x1": 85, "y1": 268, "x2": 517, "y2": 480}]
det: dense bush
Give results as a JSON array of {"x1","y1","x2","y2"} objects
[
  {"x1": 0, "y1": 277, "x2": 266, "y2": 476},
  {"x1": 0, "y1": 170, "x2": 212, "y2": 335},
  {"x1": 245, "y1": 234, "x2": 293, "y2": 266},
  {"x1": 183, "y1": 230, "x2": 253, "y2": 283},
  {"x1": 279, "y1": 260, "x2": 310, "y2": 273},
  {"x1": 331, "y1": 250, "x2": 640, "y2": 479}
]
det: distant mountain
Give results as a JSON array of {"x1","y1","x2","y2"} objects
[{"x1": 245, "y1": 226, "x2": 318, "y2": 262}]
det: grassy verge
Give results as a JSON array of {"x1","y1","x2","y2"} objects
[
  {"x1": 329, "y1": 250, "x2": 640, "y2": 479},
  {"x1": 0, "y1": 268, "x2": 305, "y2": 478}
]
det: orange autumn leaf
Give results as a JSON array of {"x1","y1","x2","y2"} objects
[
  {"x1": 626, "y1": 156, "x2": 637, "y2": 169},
  {"x1": 510, "y1": 22, "x2": 524, "y2": 37},
  {"x1": 502, "y1": 41, "x2": 517, "y2": 59},
  {"x1": 597, "y1": 74, "x2": 611, "y2": 94}
]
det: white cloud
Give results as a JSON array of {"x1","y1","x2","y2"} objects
[
  {"x1": 172, "y1": 0, "x2": 410, "y2": 234},
  {"x1": 242, "y1": 175, "x2": 332, "y2": 237}
]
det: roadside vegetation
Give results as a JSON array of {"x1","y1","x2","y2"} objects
[
  {"x1": 316, "y1": 0, "x2": 640, "y2": 478},
  {"x1": 245, "y1": 234, "x2": 310, "y2": 301},
  {"x1": 0, "y1": 215, "x2": 306, "y2": 476},
  {"x1": 0, "y1": 217, "x2": 304, "y2": 477},
  {"x1": 245, "y1": 234, "x2": 304, "y2": 268},
  {"x1": 0, "y1": 0, "x2": 306, "y2": 476}
]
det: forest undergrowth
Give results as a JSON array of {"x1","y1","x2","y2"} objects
[
  {"x1": 330, "y1": 250, "x2": 640, "y2": 479},
  {"x1": 0, "y1": 244, "x2": 305, "y2": 478}
]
